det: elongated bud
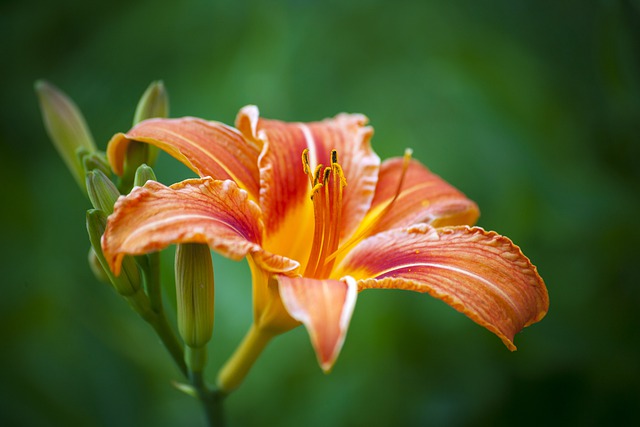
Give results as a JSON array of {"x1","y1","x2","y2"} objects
[
  {"x1": 134, "y1": 164, "x2": 157, "y2": 187},
  {"x1": 133, "y1": 81, "x2": 169, "y2": 168},
  {"x1": 134, "y1": 81, "x2": 169, "y2": 125},
  {"x1": 175, "y1": 243, "x2": 214, "y2": 372},
  {"x1": 86, "y1": 209, "x2": 141, "y2": 296},
  {"x1": 35, "y1": 80, "x2": 97, "y2": 190},
  {"x1": 86, "y1": 170, "x2": 120, "y2": 214}
]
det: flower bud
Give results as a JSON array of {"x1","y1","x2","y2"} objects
[
  {"x1": 175, "y1": 244, "x2": 215, "y2": 353},
  {"x1": 86, "y1": 170, "x2": 120, "y2": 215},
  {"x1": 134, "y1": 164, "x2": 157, "y2": 188},
  {"x1": 35, "y1": 80, "x2": 97, "y2": 190},
  {"x1": 86, "y1": 209, "x2": 141, "y2": 296},
  {"x1": 133, "y1": 80, "x2": 169, "y2": 125},
  {"x1": 133, "y1": 81, "x2": 169, "y2": 168}
]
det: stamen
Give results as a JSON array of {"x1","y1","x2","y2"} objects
[
  {"x1": 332, "y1": 162, "x2": 347, "y2": 187},
  {"x1": 318, "y1": 158, "x2": 346, "y2": 277},
  {"x1": 302, "y1": 149, "x2": 348, "y2": 278},
  {"x1": 310, "y1": 164, "x2": 325, "y2": 199},
  {"x1": 305, "y1": 181, "x2": 327, "y2": 277},
  {"x1": 302, "y1": 149, "x2": 311, "y2": 175},
  {"x1": 310, "y1": 169, "x2": 333, "y2": 277},
  {"x1": 315, "y1": 168, "x2": 335, "y2": 278},
  {"x1": 323, "y1": 166, "x2": 331, "y2": 184},
  {"x1": 313, "y1": 164, "x2": 324, "y2": 184}
]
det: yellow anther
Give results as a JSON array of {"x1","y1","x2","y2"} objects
[
  {"x1": 313, "y1": 164, "x2": 324, "y2": 185},
  {"x1": 302, "y1": 148, "x2": 310, "y2": 175},
  {"x1": 323, "y1": 167, "x2": 331, "y2": 184},
  {"x1": 310, "y1": 183, "x2": 324, "y2": 199},
  {"x1": 331, "y1": 149, "x2": 338, "y2": 165},
  {"x1": 332, "y1": 162, "x2": 347, "y2": 187}
]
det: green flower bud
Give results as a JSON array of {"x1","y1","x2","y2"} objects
[
  {"x1": 35, "y1": 80, "x2": 97, "y2": 191},
  {"x1": 175, "y1": 243, "x2": 215, "y2": 371},
  {"x1": 86, "y1": 170, "x2": 120, "y2": 215},
  {"x1": 86, "y1": 209, "x2": 141, "y2": 296},
  {"x1": 134, "y1": 164, "x2": 157, "y2": 187},
  {"x1": 133, "y1": 81, "x2": 169, "y2": 168},
  {"x1": 133, "y1": 80, "x2": 169, "y2": 125}
]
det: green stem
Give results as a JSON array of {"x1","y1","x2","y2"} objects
[
  {"x1": 187, "y1": 346, "x2": 225, "y2": 426},
  {"x1": 216, "y1": 324, "x2": 274, "y2": 393},
  {"x1": 145, "y1": 252, "x2": 163, "y2": 314},
  {"x1": 134, "y1": 252, "x2": 188, "y2": 377},
  {"x1": 190, "y1": 371, "x2": 225, "y2": 427},
  {"x1": 200, "y1": 390, "x2": 225, "y2": 427},
  {"x1": 186, "y1": 346, "x2": 208, "y2": 374},
  {"x1": 149, "y1": 313, "x2": 188, "y2": 378}
]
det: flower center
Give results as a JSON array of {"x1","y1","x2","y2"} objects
[
  {"x1": 299, "y1": 147, "x2": 413, "y2": 279},
  {"x1": 301, "y1": 149, "x2": 346, "y2": 279}
]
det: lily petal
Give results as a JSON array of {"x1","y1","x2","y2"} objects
[
  {"x1": 364, "y1": 158, "x2": 479, "y2": 235},
  {"x1": 236, "y1": 111, "x2": 315, "y2": 262},
  {"x1": 102, "y1": 177, "x2": 297, "y2": 276},
  {"x1": 277, "y1": 275, "x2": 358, "y2": 372},
  {"x1": 107, "y1": 118, "x2": 261, "y2": 198},
  {"x1": 336, "y1": 225, "x2": 548, "y2": 350}
]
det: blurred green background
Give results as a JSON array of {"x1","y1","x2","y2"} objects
[{"x1": 2, "y1": 0, "x2": 639, "y2": 425}]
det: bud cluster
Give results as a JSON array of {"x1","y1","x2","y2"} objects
[{"x1": 36, "y1": 80, "x2": 216, "y2": 383}]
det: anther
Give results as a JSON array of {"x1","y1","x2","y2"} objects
[
  {"x1": 332, "y1": 162, "x2": 347, "y2": 187},
  {"x1": 323, "y1": 167, "x2": 331, "y2": 184},
  {"x1": 302, "y1": 148, "x2": 310, "y2": 175},
  {"x1": 313, "y1": 164, "x2": 324, "y2": 184}
]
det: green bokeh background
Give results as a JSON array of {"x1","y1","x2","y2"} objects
[{"x1": 2, "y1": 0, "x2": 639, "y2": 425}]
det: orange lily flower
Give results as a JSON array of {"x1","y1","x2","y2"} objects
[{"x1": 102, "y1": 106, "x2": 548, "y2": 386}]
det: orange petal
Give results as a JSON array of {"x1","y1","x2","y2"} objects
[
  {"x1": 102, "y1": 177, "x2": 297, "y2": 276},
  {"x1": 107, "y1": 117, "x2": 261, "y2": 198},
  {"x1": 277, "y1": 275, "x2": 358, "y2": 372},
  {"x1": 365, "y1": 158, "x2": 479, "y2": 235},
  {"x1": 243, "y1": 111, "x2": 316, "y2": 261},
  {"x1": 336, "y1": 225, "x2": 548, "y2": 350}
]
